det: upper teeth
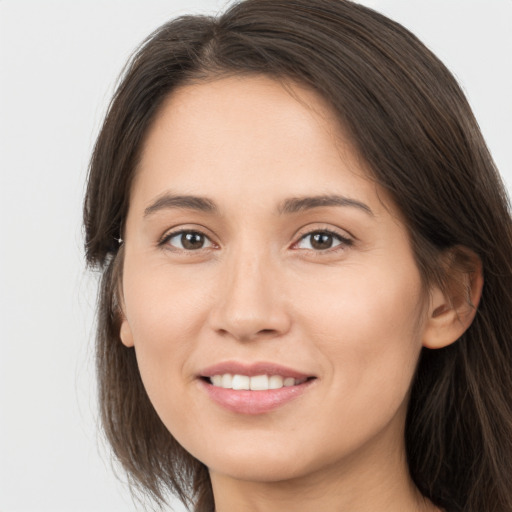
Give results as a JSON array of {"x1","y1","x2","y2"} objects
[{"x1": 210, "y1": 374, "x2": 306, "y2": 390}]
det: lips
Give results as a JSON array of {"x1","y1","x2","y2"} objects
[{"x1": 198, "y1": 361, "x2": 316, "y2": 415}]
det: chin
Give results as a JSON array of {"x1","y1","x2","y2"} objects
[{"x1": 189, "y1": 434, "x2": 327, "y2": 484}]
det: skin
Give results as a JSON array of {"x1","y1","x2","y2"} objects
[{"x1": 119, "y1": 75, "x2": 479, "y2": 511}]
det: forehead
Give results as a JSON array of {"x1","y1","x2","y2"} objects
[
  {"x1": 131, "y1": 74, "x2": 390, "y2": 217},
  {"x1": 150, "y1": 74, "x2": 343, "y2": 142}
]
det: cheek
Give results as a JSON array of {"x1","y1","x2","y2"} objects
[
  {"x1": 308, "y1": 255, "x2": 424, "y2": 341},
  {"x1": 296, "y1": 259, "x2": 425, "y2": 398},
  {"x1": 123, "y1": 252, "x2": 210, "y2": 336},
  {"x1": 121, "y1": 256, "x2": 213, "y2": 398},
  {"x1": 282, "y1": 264, "x2": 425, "y2": 466}
]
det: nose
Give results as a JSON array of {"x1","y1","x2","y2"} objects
[{"x1": 208, "y1": 249, "x2": 292, "y2": 342}]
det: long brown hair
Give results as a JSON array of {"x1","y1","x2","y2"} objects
[{"x1": 84, "y1": 1, "x2": 512, "y2": 511}]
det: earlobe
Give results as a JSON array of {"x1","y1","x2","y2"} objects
[
  {"x1": 422, "y1": 248, "x2": 484, "y2": 350},
  {"x1": 120, "y1": 316, "x2": 135, "y2": 347}
]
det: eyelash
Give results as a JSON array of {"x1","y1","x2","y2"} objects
[
  {"x1": 294, "y1": 229, "x2": 353, "y2": 252},
  {"x1": 158, "y1": 228, "x2": 353, "y2": 254},
  {"x1": 159, "y1": 229, "x2": 216, "y2": 252}
]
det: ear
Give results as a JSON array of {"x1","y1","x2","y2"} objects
[
  {"x1": 422, "y1": 247, "x2": 484, "y2": 349},
  {"x1": 112, "y1": 246, "x2": 134, "y2": 348},
  {"x1": 116, "y1": 282, "x2": 134, "y2": 348}
]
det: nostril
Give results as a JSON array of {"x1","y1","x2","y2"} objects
[{"x1": 209, "y1": 301, "x2": 292, "y2": 342}]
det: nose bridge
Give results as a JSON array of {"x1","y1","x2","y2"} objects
[{"x1": 209, "y1": 241, "x2": 290, "y2": 341}]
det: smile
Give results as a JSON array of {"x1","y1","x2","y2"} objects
[{"x1": 198, "y1": 362, "x2": 316, "y2": 414}]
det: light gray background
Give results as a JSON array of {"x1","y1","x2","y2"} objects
[{"x1": 0, "y1": 1, "x2": 510, "y2": 511}]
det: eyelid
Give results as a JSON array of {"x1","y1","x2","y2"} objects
[
  {"x1": 291, "y1": 226, "x2": 354, "y2": 252},
  {"x1": 158, "y1": 225, "x2": 219, "y2": 250}
]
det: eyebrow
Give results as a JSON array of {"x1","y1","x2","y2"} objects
[
  {"x1": 143, "y1": 192, "x2": 373, "y2": 217},
  {"x1": 277, "y1": 194, "x2": 374, "y2": 216},
  {"x1": 144, "y1": 194, "x2": 217, "y2": 217}
]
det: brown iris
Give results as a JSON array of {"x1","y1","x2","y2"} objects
[
  {"x1": 310, "y1": 232, "x2": 335, "y2": 250},
  {"x1": 181, "y1": 232, "x2": 205, "y2": 250}
]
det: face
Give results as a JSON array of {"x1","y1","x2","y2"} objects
[{"x1": 120, "y1": 75, "x2": 430, "y2": 484}]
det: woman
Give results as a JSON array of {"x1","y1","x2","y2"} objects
[{"x1": 83, "y1": 0, "x2": 512, "y2": 511}]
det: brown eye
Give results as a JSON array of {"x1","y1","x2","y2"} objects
[
  {"x1": 165, "y1": 231, "x2": 213, "y2": 251},
  {"x1": 296, "y1": 230, "x2": 352, "y2": 251}
]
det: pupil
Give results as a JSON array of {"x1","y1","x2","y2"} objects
[
  {"x1": 182, "y1": 232, "x2": 204, "y2": 250},
  {"x1": 311, "y1": 233, "x2": 333, "y2": 250}
]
